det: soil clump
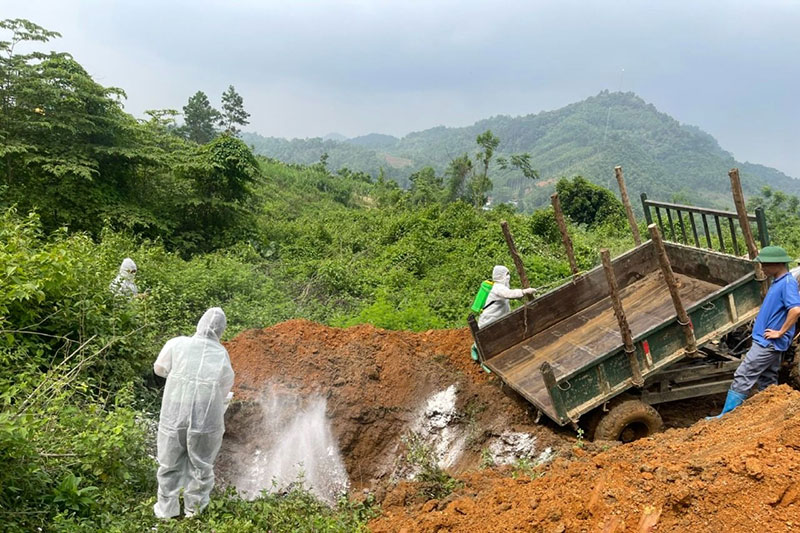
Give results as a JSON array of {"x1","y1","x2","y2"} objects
[{"x1": 371, "y1": 385, "x2": 800, "y2": 533}]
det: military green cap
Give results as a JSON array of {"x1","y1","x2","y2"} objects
[{"x1": 755, "y1": 245, "x2": 794, "y2": 264}]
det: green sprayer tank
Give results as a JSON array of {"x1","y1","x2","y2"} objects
[{"x1": 470, "y1": 280, "x2": 494, "y2": 313}]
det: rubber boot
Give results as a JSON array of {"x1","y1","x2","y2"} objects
[
  {"x1": 470, "y1": 344, "x2": 479, "y2": 362},
  {"x1": 706, "y1": 389, "x2": 747, "y2": 420}
]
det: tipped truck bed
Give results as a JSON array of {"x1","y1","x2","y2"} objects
[{"x1": 470, "y1": 241, "x2": 763, "y2": 426}]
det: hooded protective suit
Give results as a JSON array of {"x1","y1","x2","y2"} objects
[
  {"x1": 477, "y1": 266, "x2": 534, "y2": 328},
  {"x1": 153, "y1": 307, "x2": 234, "y2": 519},
  {"x1": 110, "y1": 258, "x2": 138, "y2": 297}
]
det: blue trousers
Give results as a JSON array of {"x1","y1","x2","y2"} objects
[{"x1": 731, "y1": 342, "x2": 783, "y2": 395}]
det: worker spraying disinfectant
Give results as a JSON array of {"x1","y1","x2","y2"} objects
[
  {"x1": 153, "y1": 307, "x2": 235, "y2": 519},
  {"x1": 470, "y1": 265, "x2": 536, "y2": 371}
]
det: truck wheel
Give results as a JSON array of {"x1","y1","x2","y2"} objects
[{"x1": 594, "y1": 399, "x2": 663, "y2": 443}]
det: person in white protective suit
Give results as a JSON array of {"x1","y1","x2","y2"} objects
[
  {"x1": 471, "y1": 266, "x2": 536, "y2": 371},
  {"x1": 109, "y1": 257, "x2": 139, "y2": 297},
  {"x1": 152, "y1": 307, "x2": 235, "y2": 519},
  {"x1": 477, "y1": 265, "x2": 536, "y2": 328}
]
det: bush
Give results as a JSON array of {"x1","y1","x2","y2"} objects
[
  {"x1": 530, "y1": 207, "x2": 561, "y2": 243},
  {"x1": 556, "y1": 176, "x2": 625, "y2": 227}
]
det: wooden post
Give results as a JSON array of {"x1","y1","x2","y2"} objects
[
  {"x1": 729, "y1": 168, "x2": 768, "y2": 297},
  {"x1": 648, "y1": 224, "x2": 700, "y2": 357},
  {"x1": 600, "y1": 249, "x2": 644, "y2": 385},
  {"x1": 551, "y1": 193, "x2": 580, "y2": 278},
  {"x1": 500, "y1": 221, "x2": 533, "y2": 302},
  {"x1": 615, "y1": 166, "x2": 642, "y2": 246},
  {"x1": 728, "y1": 168, "x2": 758, "y2": 259},
  {"x1": 540, "y1": 361, "x2": 569, "y2": 424}
]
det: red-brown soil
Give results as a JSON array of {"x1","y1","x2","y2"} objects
[
  {"x1": 219, "y1": 320, "x2": 568, "y2": 489},
  {"x1": 371, "y1": 385, "x2": 800, "y2": 533}
]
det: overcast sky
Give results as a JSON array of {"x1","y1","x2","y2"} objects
[{"x1": 5, "y1": 0, "x2": 800, "y2": 177}]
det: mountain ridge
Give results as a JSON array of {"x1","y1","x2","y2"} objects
[{"x1": 242, "y1": 92, "x2": 799, "y2": 210}]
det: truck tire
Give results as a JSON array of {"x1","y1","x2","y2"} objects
[{"x1": 594, "y1": 399, "x2": 663, "y2": 443}]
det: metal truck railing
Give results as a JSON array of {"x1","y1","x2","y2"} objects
[{"x1": 640, "y1": 193, "x2": 770, "y2": 255}]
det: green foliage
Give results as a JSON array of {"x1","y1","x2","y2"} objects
[
  {"x1": 401, "y1": 432, "x2": 462, "y2": 500},
  {"x1": 574, "y1": 427, "x2": 585, "y2": 449},
  {"x1": 220, "y1": 85, "x2": 250, "y2": 137},
  {"x1": 445, "y1": 154, "x2": 473, "y2": 203},
  {"x1": 244, "y1": 91, "x2": 800, "y2": 210},
  {"x1": 182, "y1": 90, "x2": 221, "y2": 144},
  {"x1": 0, "y1": 20, "x2": 261, "y2": 254},
  {"x1": 95, "y1": 487, "x2": 377, "y2": 533},
  {"x1": 0, "y1": 393, "x2": 154, "y2": 531},
  {"x1": 749, "y1": 187, "x2": 800, "y2": 258},
  {"x1": 408, "y1": 166, "x2": 445, "y2": 206},
  {"x1": 511, "y1": 456, "x2": 540, "y2": 480},
  {"x1": 529, "y1": 206, "x2": 561, "y2": 243},
  {"x1": 555, "y1": 176, "x2": 626, "y2": 227},
  {"x1": 479, "y1": 448, "x2": 495, "y2": 469},
  {"x1": 173, "y1": 135, "x2": 262, "y2": 254}
]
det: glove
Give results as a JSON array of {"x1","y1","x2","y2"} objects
[
  {"x1": 523, "y1": 287, "x2": 537, "y2": 296},
  {"x1": 224, "y1": 391, "x2": 234, "y2": 412}
]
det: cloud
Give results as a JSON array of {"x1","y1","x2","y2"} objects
[{"x1": 3, "y1": 0, "x2": 799, "y2": 176}]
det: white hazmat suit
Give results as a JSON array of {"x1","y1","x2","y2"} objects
[
  {"x1": 477, "y1": 265, "x2": 535, "y2": 329},
  {"x1": 110, "y1": 257, "x2": 139, "y2": 297},
  {"x1": 153, "y1": 307, "x2": 234, "y2": 519}
]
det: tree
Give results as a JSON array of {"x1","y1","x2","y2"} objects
[
  {"x1": 182, "y1": 91, "x2": 220, "y2": 144},
  {"x1": 468, "y1": 130, "x2": 499, "y2": 208},
  {"x1": 555, "y1": 176, "x2": 625, "y2": 226},
  {"x1": 498, "y1": 153, "x2": 539, "y2": 180},
  {"x1": 0, "y1": 18, "x2": 170, "y2": 235},
  {"x1": 175, "y1": 135, "x2": 261, "y2": 253},
  {"x1": 445, "y1": 154, "x2": 472, "y2": 202},
  {"x1": 444, "y1": 130, "x2": 538, "y2": 209},
  {"x1": 219, "y1": 85, "x2": 250, "y2": 136},
  {"x1": 408, "y1": 166, "x2": 444, "y2": 206}
]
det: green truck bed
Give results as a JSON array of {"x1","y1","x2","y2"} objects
[{"x1": 470, "y1": 241, "x2": 763, "y2": 426}]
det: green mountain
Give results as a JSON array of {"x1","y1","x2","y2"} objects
[{"x1": 242, "y1": 91, "x2": 800, "y2": 211}]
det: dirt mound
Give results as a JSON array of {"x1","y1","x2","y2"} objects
[
  {"x1": 371, "y1": 385, "x2": 800, "y2": 533},
  {"x1": 218, "y1": 320, "x2": 567, "y2": 490}
]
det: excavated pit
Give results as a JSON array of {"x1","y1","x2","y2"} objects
[
  {"x1": 214, "y1": 319, "x2": 777, "y2": 532},
  {"x1": 215, "y1": 320, "x2": 568, "y2": 497}
]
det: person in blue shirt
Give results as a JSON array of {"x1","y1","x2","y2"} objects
[{"x1": 710, "y1": 246, "x2": 800, "y2": 418}]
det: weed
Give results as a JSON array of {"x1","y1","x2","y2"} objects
[
  {"x1": 462, "y1": 398, "x2": 488, "y2": 447},
  {"x1": 401, "y1": 432, "x2": 463, "y2": 500},
  {"x1": 479, "y1": 448, "x2": 495, "y2": 469},
  {"x1": 511, "y1": 457, "x2": 540, "y2": 480},
  {"x1": 575, "y1": 427, "x2": 585, "y2": 449}
]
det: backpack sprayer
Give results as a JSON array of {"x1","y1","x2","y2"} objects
[
  {"x1": 470, "y1": 280, "x2": 494, "y2": 313},
  {"x1": 469, "y1": 275, "x2": 575, "y2": 314}
]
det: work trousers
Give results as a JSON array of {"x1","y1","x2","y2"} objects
[
  {"x1": 731, "y1": 342, "x2": 783, "y2": 395},
  {"x1": 153, "y1": 425, "x2": 224, "y2": 518}
]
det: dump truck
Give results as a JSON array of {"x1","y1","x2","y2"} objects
[{"x1": 469, "y1": 192, "x2": 793, "y2": 442}]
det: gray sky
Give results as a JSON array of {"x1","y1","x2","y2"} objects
[{"x1": 5, "y1": 0, "x2": 800, "y2": 177}]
